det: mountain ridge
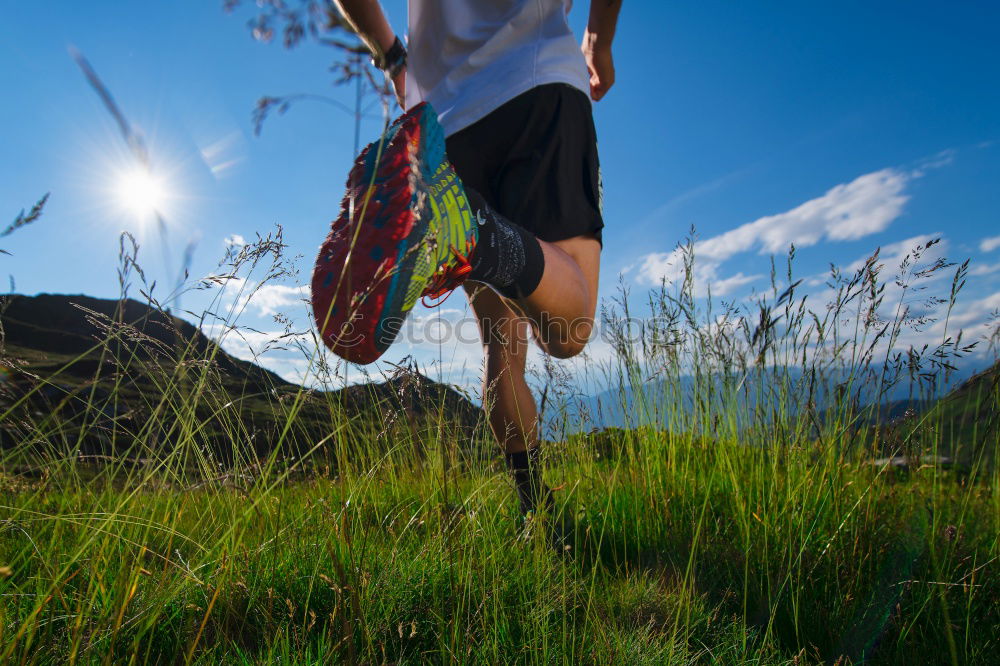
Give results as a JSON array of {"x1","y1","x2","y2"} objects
[{"x1": 0, "y1": 293, "x2": 484, "y2": 460}]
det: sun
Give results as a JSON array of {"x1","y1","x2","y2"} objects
[{"x1": 117, "y1": 167, "x2": 168, "y2": 217}]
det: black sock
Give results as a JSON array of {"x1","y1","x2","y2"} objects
[
  {"x1": 504, "y1": 447, "x2": 553, "y2": 515},
  {"x1": 464, "y1": 188, "x2": 545, "y2": 299}
]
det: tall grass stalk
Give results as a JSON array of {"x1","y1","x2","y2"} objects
[{"x1": 0, "y1": 231, "x2": 997, "y2": 664}]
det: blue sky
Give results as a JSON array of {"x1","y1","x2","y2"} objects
[{"x1": 2, "y1": 1, "x2": 998, "y2": 393}]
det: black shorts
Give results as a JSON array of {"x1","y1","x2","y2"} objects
[{"x1": 445, "y1": 83, "x2": 604, "y2": 246}]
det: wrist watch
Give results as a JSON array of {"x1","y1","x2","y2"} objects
[{"x1": 372, "y1": 36, "x2": 407, "y2": 79}]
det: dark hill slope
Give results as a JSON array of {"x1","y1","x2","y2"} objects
[
  {"x1": 0, "y1": 293, "x2": 482, "y2": 462},
  {"x1": 925, "y1": 359, "x2": 1000, "y2": 465},
  {"x1": 1, "y1": 292, "x2": 287, "y2": 393}
]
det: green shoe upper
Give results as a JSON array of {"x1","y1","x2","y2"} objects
[{"x1": 406, "y1": 131, "x2": 478, "y2": 309}]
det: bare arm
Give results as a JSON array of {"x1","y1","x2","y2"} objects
[
  {"x1": 582, "y1": 0, "x2": 622, "y2": 101},
  {"x1": 333, "y1": 0, "x2": 406, "y2": 107}
]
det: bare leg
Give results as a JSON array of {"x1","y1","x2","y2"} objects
[
  {"x1": 467, "y1": 234, "x2": 598, "y2": 515},
  {"x1": 465, "y1": 233, "x2": 600, "y2": 452},
  {"x1": 513, "y1": 234, "x2": 602, "y2": 359},
  {"x1": 465, "y1": 282, "x2": 537, "y2": 455}
]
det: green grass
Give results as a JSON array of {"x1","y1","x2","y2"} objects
[
  {"x1": 1, "y1": 234, "x2": 998, "y2": 664},
  {"x1": 1, "y1": 431, "x2": 996, "y2": 664}
]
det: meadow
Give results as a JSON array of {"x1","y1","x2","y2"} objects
[{"x1": 1, "y1": 229, "x2": 997, "y2": 664}]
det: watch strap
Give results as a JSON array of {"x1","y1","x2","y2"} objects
[{"x1": 373, "y1": 36, "x2": 407, "y2": 78}]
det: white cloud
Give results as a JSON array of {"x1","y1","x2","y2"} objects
[
  {"x1": 705, "y1": 168, "x2": 909, "y2": 260},
  {"x1": 971, "y1": 261, "x2": 1000, "y2": 277},
  {"x1": 804, "y1": 273, "x2": 828, "y2": 288},
  {"x1": 202, "y1": 323, "x2": 309, "y2": 357},
  {"x1": 199, "y1": 131, "x2": 245, "y2": 179},
  {"x1": 825, "y1": 234, "x2": 952, "y2": 334},
  {"x1": 881, "y1": 287, "x2": 1000, "y2": 365},
  {"x1": 980, "y1": 235, "x2": 1000, "y2": 253},
  {"x1": 934, "y1": 290, "x2": 1000, "y2": 331},
  {"x1": 200, "y1": 320, "x2": 327, "y2": 386},
  {"x1": 636, "y1": 168, "x2": 911, "y2": 294},
  {"x1": 259, "y1": 356, "x2": 315, "y2": 385},
  {"x1": 909, "y1": 149, "x2": 955, "y2": 177},
  {"x1": 209, "y1": 275, "x2": 309, "y2": 319},
  {"x1": 709, "y1": 271, "x2": 763, "y2": 296},
  {"x1": 848, "y1": 287, "x2": 999, "y2": 379},
  {"x1": 843, "y1": 233, "x2": 945, "y2": 273},
  {"x1": 249, "y1": 284, "x2": 309, "y2": 317},
  {"x1": 636, "y1": 247, "x2": 762, "y2": 296},
  {"x1": 224, "y1": 234, "x2": 246, "y2": 248},
  {"x1": 791, "y1": 234, "x2": 1000, "y2": 372},
  {"x1": 635, "y1": 249, "x2": 685, "y2": 286},
  {"x1": 795, "y1": 234, "x2": 948, "y2": 310}
]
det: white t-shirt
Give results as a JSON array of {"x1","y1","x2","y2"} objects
[{"x1": 404, "y1": 0, "x2": 591, "y2": 137}]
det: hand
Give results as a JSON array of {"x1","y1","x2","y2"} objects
[
  {"x1": 391, "y1": 65, "x2": 406, "y2": 110},
  {"x1": 582, "y1": 34, "x2": 615, "y2": 101}
]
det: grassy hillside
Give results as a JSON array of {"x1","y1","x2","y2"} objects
[
  {"x1": 1, "y1": 241, "x2": 998, "y2": 664},
  {"x1": 0, "y1": 293, "x2": 484, "y2": 468},
  {"x1": 926, "y1": 360, "x2": 1000, "y2": 465},
  {"x1": 2, "y1": 394, "x2": 996, "y2": 664}
]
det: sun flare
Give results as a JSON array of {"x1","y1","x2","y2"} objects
[{"x1": 117, "y1": 168, "x2": 167, "y2": 217}]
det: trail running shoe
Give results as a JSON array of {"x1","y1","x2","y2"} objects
[{"x1": 312, "y1": 102, "x2": 478, "y2": 364}]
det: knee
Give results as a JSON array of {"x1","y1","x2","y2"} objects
[
  {"x1": 540, "y1": 317, "x2": 592, "y2": 359},
  {"x1": 544, "y1": 338, "x2": 587, "y2": 359}
]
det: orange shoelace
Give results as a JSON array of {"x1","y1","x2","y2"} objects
[{"x1": 421, "y1": 243, "x2": 475, "y2": 307}]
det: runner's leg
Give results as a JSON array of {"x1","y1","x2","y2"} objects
[
  {"x1": 465, "y1": 281, "x2": 554, "y2": 514},
  {"x1": 515, "y1": 233, "x2": 601, "y2": 359},
  {"x1": 465, "y1": 282, "x2": 536, "y2": 455}
]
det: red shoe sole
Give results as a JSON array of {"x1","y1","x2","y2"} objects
[{"x1": 311, "y1": 105, "x2": 435, "y2": 364}]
